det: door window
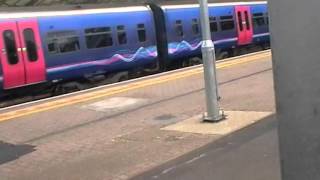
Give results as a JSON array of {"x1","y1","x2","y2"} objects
[
  {"x1": 23, "y1": 28, "x2": 38, "y2": 62},
  {"x1": 237, "y1": 12, "x2": 243, "y2": 31},
  {"x1": 3, "y1": 30, "x2": 19, "y2": 65},
  {"x1": 244, "y1": 11, "x2": 251, "y2": 30}
]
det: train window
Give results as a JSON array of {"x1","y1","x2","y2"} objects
[
  {"x1": 59, "y1": 37, "x2": 80, "y2": 53},
  {"x1": 221, "y1": 21, "x2": 235, "y2": 31},
  {"x1": 220, "y1": 16, "x2": 233, "y2": 20},
  {"x1": 117, "y1": 25, "x2": 127, "y2": 45},
  {"x1": 220, "y1": 15, "x2": 235, "y2": 31},
  {"x1": 175, "y1": 20, "x2": 184, "y2": 37},
  {"x1": 265, "y1": 13, "x2": 269, "y2": 25},
  {"x1": 3, "y1": 30, "x2": 19, "y2": 65},
  {"x1": 254, "y1": 12, "x2": 264, "y2": 16},
  {"x1": 137, "y1": 24, "x2": 146, "y2": 42},
  {"x1": 47, "y1": 31, "x2": 80, "y2": 54},
  {"x1": 253, "y1": 13, "x2": 266, "y2": 27},
  {"x1": 191, "y1": 19, "x2": 200, "y2": 35},
  {"x1": 85, "y1": 27, "x2": 113, "y2": 49},
  {"x1": 209, "y1": 17, "x2": 218, "y2": 32},
  {"x1": 23, "y1": 29, "x2": 38, "y2": 62},
  {"x1": 244, "y1": 11, "x2": 251, "y2": 30},
  {"x1": 237, "y1": 12, "x2": 243, "y2": 31}
]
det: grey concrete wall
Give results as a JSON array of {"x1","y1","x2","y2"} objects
[{"x1": 269, "y1": 0, "x2": 320, "y2": 179}]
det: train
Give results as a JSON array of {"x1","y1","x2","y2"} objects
[{"x1": 0, "y1": 1, "x2": 269, "y2": 97}]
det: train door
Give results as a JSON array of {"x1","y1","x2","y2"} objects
[
  {"x1": 18, "y1": 20, "x2": 46, "y2": 85},
  {"x1": 0, "y1": 21, "x2": 25, "y2": 89},
  {"x1": 0, "y1": 19, "x2": 46, "y2": 89},
  {"x1": 235, "y1": 6, "x2": 253, "y2": 45}
]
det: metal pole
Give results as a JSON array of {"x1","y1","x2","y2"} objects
[{"x1": 199, "y1": 0, "x2": 224, "y2": 122}]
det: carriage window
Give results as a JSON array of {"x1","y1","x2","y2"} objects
[
  {"x1": 175, "y1": 20, "x2": 184, "y2": 37},
  {"x1": 137, "y1": 24, "x2": 146, "y2": 42},
  {"x1": 59, "y1": 37, "x2": 80, "y2": 53},
  {"x1": 220, "y1": 15, "x2": 235, "y2": 31},
  {"x1": 192, "y1": 19, "x2": 200, "y2": 35},
  {"x1": 47, "y1": 31, "x2": 80, "y2": 54},
  {"x1": 220, "y1": 15, "x2": 233, "y2": 20},
  {"x1": 3, "y1": 30, "x2": 18, "y2": 65},
  {"x1": 23, "y1": 29, "x2": 38, "y2": 62},
  {"x1": 221, "y1": 21, "x2": 235, "y2": 31},
  {"x1": 265, "y1": 13, "x2": 269, "y2": 25},
  {"x1": 85, "y1": 27, "x2": 113, "y2": 49},
  {"x1": 117, "y1": 25, "x2": 127, "y2": 45},
  {"x1": 244, "y1": 11, "x2": 251, "y2": 30},
  {"x1": 253, "y1": 13, "x2": 266, "y2": 27},
  {"x1": 209, "y1": 17, "x2": 218, "y2": 32}
]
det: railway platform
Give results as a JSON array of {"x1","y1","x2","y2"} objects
[{"x1": 0, "y1": 51, "x2": 279, "y2": 180}]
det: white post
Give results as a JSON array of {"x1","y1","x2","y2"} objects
[{"x1": 199, "y1": 0, "x2": 224, "y2": 122}]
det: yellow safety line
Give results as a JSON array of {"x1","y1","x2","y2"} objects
[{"x1": 0, "y1": 52, "x2": 271, "y2": 122}]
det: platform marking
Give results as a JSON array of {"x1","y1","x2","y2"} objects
[{"x1": 0, "y1": 52, "x2": 271, "y2": 122}]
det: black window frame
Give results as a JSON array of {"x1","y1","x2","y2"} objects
[
  {"x1": 209, "y1": 16, "x2": 218, "y2": 32},
  {"x1": 137, "y1": 23, "x2": 147, "y2": 43},
  {"x1": 244, "y1": 11, "x2": 251, "y2": 30},
  {"x1": 191, "y1": 18, "x2": 200, "y2": 35},
  {"x1": 117, "y1": 25, "x2": 127, "y2": 45},
  {"x1": 46, "y1": 30, "x2": 80, "y2": 54},
  {"x1": 84, "y1": 26, "x2": 113, "y2": 49},
  {"x1": 252, "y1": 12, "x2": 266, "y2": 28},
  {"x1": 175, "y1": 20, "x2": 184, "y2": 37},
  {"x1": 3, "y1": 30, "x2": 19, "y2": 65},
  {"x1": 237, "y1": 12, "x2": 244, "y2": 31},
  {"x1": 220, "y1": 15, "x2": 235, "y2": 31},
  {"x1": 265, "y1": 13, "x2": 269, "y2": 25},
  {"x1": 23, "y1": 28, "x2": 39, "y2": 62}
]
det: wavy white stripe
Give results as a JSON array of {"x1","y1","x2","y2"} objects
[
  {"x1": 253, "y1": 33, "x2": 270, "y2": 38},
  {"x1": 112, "y1": 47, "x2": 157, "y2": 63}
]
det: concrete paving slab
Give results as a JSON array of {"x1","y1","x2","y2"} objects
[
  {"x1": 82, "y1": 97, "x2": 148, "y2": 112},
  {"x1": 162, "y1": 111, "x2": 273, "y2": 135}
]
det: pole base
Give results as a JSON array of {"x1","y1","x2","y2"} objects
[{"x1": 203, "y1": 109, "x2": 226, "y2": 123}]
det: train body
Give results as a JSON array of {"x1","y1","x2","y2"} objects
[{"x1": 0, "y1": 1, "x2": 269, "y2": 95}]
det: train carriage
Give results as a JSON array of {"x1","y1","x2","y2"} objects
[
  {"x1": 0, "y1": 1, "x2": 269, "y2": 98},
  {"x1": 162, "y1": 1, "x2": 268, "y2": 63},
  {"x1": 0, "y1": 7, "x2": 157, "y2": 92}
]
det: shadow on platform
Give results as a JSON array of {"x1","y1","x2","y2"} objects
[{"x1": 0, "y1": 141, "x2": 36, "y2": 165}]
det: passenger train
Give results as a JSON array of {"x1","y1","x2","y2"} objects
[{"x1": 0, "y1": 1, "x2": 269, "y2": 97}]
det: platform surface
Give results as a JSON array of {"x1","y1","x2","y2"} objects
[{"x1": 0, "y1": 52, "x2": 279, "y2": 180}]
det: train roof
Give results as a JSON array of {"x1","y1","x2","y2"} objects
[
  {"x1": 161, "y1": 1, "x2": 267, "y2": 9},
  {"x1": 0, "y1": 6, "x2": 151, "y2": 19},
  {"x1": 0, "y1": 0, "x2": 266, "y2": 7},
  {"x1": 0, "y1": 1, "x2": 267, "y2": 19}
]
